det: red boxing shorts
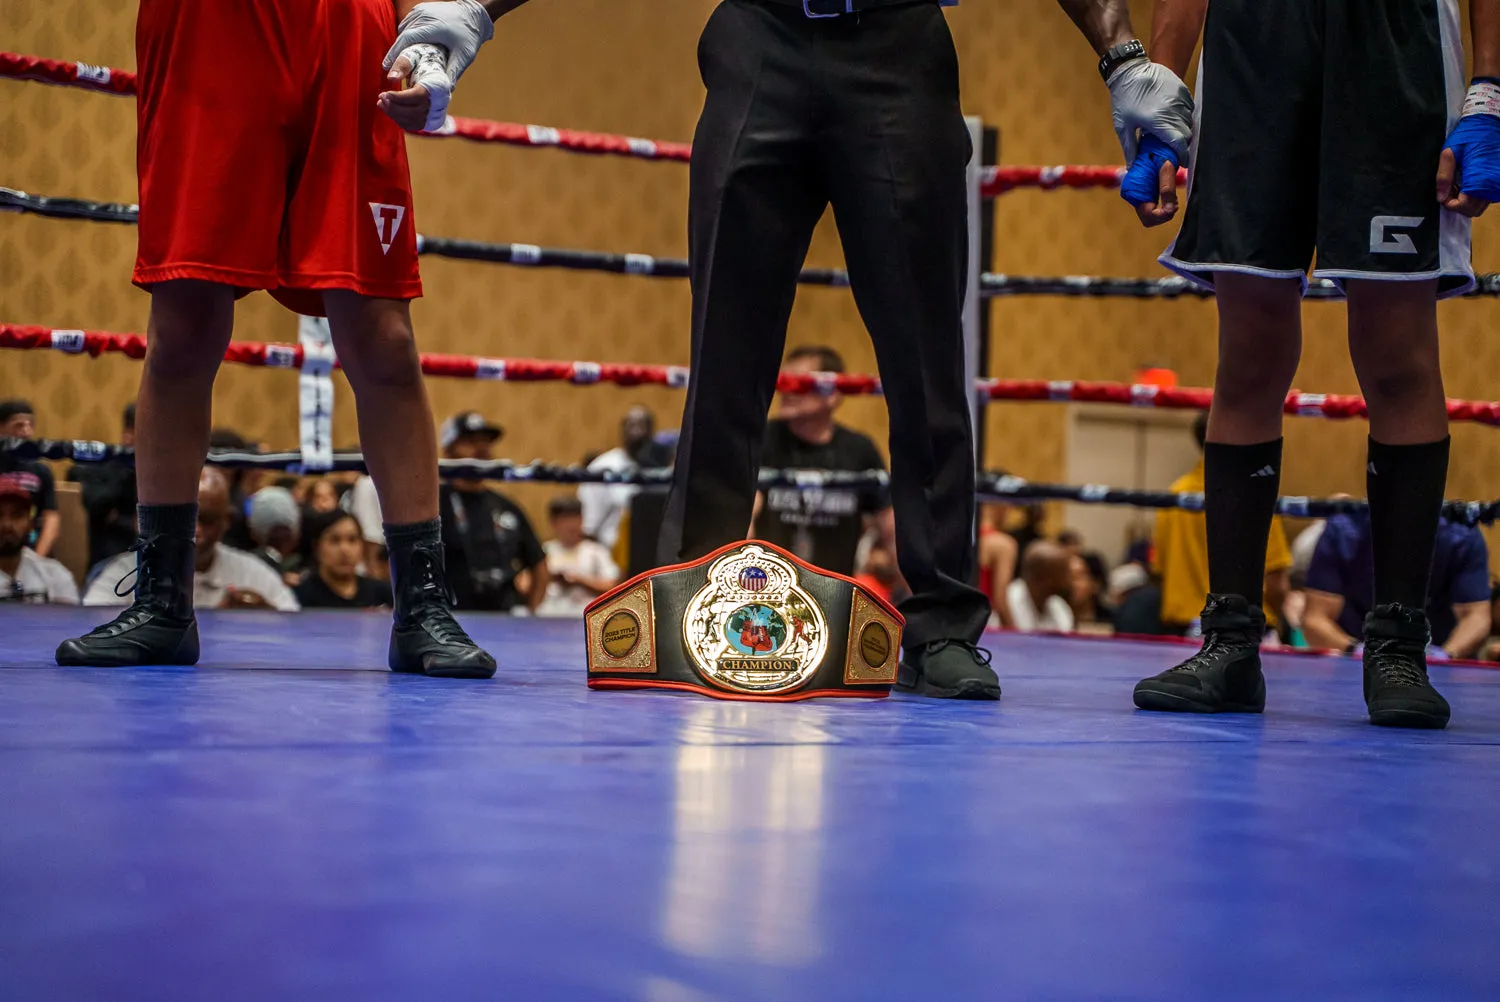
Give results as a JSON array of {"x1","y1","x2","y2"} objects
[{"x1": 134, "y1": 0, "x2": 422, "y2": 316}]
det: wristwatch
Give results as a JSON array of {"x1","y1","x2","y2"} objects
[{"x1": 1099, "y1": 39, "x2": 1148, "y2": 82}]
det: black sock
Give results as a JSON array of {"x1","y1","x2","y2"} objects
[
  {"x1": 1204, "y1": 439, "x2": 1283, "y2": 606},
  {"x1": 383, "y1": 518, "x2": 442, "y2": 552},
  {"x1": 137, "y1": 502, "x2": 197, "y2": 540},
  {"x1": 1367, "y1": 436, "x2": 1450, "y2": 610}
]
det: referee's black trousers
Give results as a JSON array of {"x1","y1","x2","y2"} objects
[{"x1": 658, "y1": 0, "x2": 991, "y2": 648}]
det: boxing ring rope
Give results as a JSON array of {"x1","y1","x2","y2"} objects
[
  {"x1": 0, "y1": 52, "x2": 694, "y2": 163},
  {"x1": 10, "y1": 186, "x2": 1500, "y2": 302},
  {"x1": 7, "y1": 437, "x2": 1498, "y2": 527},
  {"x1": 6, "y1": 323, "x2": 1500, "y2": 426}
]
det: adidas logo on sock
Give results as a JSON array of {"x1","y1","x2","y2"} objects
[{"x1": 1250, "y1": 465, "x2": 1277, "y2": 478}]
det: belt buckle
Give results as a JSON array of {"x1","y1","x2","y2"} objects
[{"x1": 802, "y1": 0, "x2": 851, "y2": 17}]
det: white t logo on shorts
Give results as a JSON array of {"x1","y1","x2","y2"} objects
[
  {"x1": 1369, "y1": 215, "x2": 1424, "y2": 255},
  {"x1": 370, "y1": 203, "x2": 407, "y2": 255}
]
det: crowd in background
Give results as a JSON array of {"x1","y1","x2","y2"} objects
[{"x1": 3, "y1": 363, "x2": 1499, "y2": 660}]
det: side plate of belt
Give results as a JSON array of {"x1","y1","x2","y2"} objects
[{"x1": 585, "y1": 540, "x2": 903, "y2": 701}]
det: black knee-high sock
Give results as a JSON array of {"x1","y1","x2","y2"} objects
[
  {"x1": 1367, "y1": 436, "x2": 1450, "y2": 610},
  {"x1": 1204, "y1": 439, "x2": 1284, "y2": 606}
]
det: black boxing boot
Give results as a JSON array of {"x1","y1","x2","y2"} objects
[
  {"x1": 1363, "y1": 604, "x2": 1450, "y2": 729},
  {"x1": 386, "y1": 519, "x2": 496, "y2": 679},
  {"x1": 56, "y1": 532, "x2": 200, "y2": 667},
  {"x1": 1133, "y1": 594, "x2": 1266, "y2": 713},
  {"x1": 896, "y1": 639, "x2": 1001, "y2": 700}
]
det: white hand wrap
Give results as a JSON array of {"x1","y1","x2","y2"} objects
[
  {"x1": 385, "y1": 0, "x2": 494, "y2": 80},
  {"x1": 400, "y1": 43, "x2": 453, "y2": 132},
  {"x1": 1106, "y1": 59, "x2": 1195, "y2": 165},
  {"x1": 1461, "y1": 80, "x2": 1500, "y2": 119}
]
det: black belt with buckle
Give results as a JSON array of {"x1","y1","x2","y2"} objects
[{"x1": 760, "y1": 0, "x2": 933, "y2": 17}]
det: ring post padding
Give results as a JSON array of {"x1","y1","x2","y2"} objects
[{"x1": 297, "y1": 315, "x2": 336, "y2": 473}]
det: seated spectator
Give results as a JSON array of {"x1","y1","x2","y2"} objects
[
  {"x1": 346, "y1": 472, "x2": 389, "y2": 581},
  {"x1": 0, "y1": 481, "x2": 78, "y2": 604},
  {"x1": 977, "y1": 501, "x2": 1018, "y2": 627},
  {"x1": 1303, "y1": 511, "x2": 1491, "y2": 658},
  {"x1": 305, "y1": 478, "x2": 342, "y2": 515},
  {"x1": 1156, "y1": 413, "x2": 1291, "y2": 634},
  {"x1": 1007, "y1": 540, "x2": 1076, "y2": 633},
  {"x1": 579, "y1": 404, "x2": 676, "y2": 552},
  {"x1": 1109, "y1": 561, "x2": 1166, "y2": 636},
  {"x1": 753, "y1": 346, "x2": 890, "y2": 575},
  {"x1": 85, "y1": 468, "x2": 299, "y2": 611},
  {"x1": 0, "y1": 398, "x2": 59, "y2": 558},
  {"x1": 248, "y1": 486, "x2": 304, "y2": 585},
  {"x1": 1486, "y1": 582, "x2": 1500, "y2": 662},
  {"x1": 537, "y1": 496, "x2": 621, "y2": 617},
  {"x1": 68, "y1": 401, "x2": 139, "y2": 568},
  {"x1": 208, "y1": 428, "x2": 259, "y2": 551},
  {"x1": 294, "y1": 510, "x2": 393, "y2": 610},
  {"x1": 1069, "y1": 551, "x2": 1114, "y2": 629},
  {"x1": 440, "y1": 412, "x2": 548, "y2": 612}
]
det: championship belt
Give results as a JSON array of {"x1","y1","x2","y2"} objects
[{"x1": 585, "y1": 540, "x2": 904, "y2": 701}]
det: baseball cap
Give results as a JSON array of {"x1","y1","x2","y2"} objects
[
  {"x1": 440, "y1": 412, "x2": 504, "y2": 450},
  {"x1": 0, "y1": 477, "x2": 32, "y2": 501},
  {"x1": 247, "y1": 486, "x2": 302, "y2": 540}
]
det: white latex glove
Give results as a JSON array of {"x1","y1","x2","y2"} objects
[
  {"x1": 1107, "y1": 58, "x2": 1195, "y2": 165},
  {"x1": 384, "y1": 0, "x2": 494, "y2": 81}
]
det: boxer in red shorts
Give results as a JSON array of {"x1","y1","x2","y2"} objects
[{"x1": 58, "y1": 0, "x2": 517, "y2": 675}]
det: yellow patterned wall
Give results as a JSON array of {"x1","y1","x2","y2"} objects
[{"x1": 1, "y1": 0, "x2": 1497, "y2": 565}]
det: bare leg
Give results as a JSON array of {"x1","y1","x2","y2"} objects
[
  {"x1": 1346, "y1": 278, "x2": 1447, "y2": 444},
  {"x1": 136, "y1": 280, "x2": 236, "y2": 503},
  {"x1": 1206, "y1": 273, "x2": 1303, "y2": 445},
  {"x1": 1133, "y1": 272, "x2": 1302, "y2": 715},
  {"x1": 322, "y1": 291, "x2": 438, "y2": 525},
  {"x1": 55, "y1": 279, "x2": 231, "y2": 667},
  {"x1": 322, "y1": 290, "x2": 492, "y2": 679}
]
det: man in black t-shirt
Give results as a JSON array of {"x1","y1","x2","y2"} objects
[
  {"x1": 439, "y1": 412, "x2": 548, "y2": 613},
  {"x1": 755, "y1": 347, "x2": 888, "y2": 576}
]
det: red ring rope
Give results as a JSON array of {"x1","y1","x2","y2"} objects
[
  {"x1": 5, "y1": 51, "x2": 1178, "y2": 188},
  {"x1": 5, "y1": 323, "x2": 1500, "y2": 426}
]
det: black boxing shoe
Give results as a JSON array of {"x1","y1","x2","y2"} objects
[
  {"x1": 1133, "y1": 594, "x2": 1266, "y2": 714},
  {"x1": 1363, "y1": 604, "x2": 1450, "y2": 729},
  {"x1": 896, "y1": 639, "x2": 1001, "y2": 700},
  {"x1": 55, "y1": 534, "x2": 200, "y2": 667},
  {"x1": 388, "y1": 537, "x2": 496, "y2": 679}
]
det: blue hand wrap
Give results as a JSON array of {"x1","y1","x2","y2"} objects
[
  {"x1": 1120, "y1": 134, "x2": 1180, "y2": 207},
  {"x1": 1445, "y1": 113, "x2": 1500, "y2": 202}
]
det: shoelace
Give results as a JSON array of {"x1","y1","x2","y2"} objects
[
  {"x1": 923, "y1": 638, "x2": 993, "y2": 666},
  {"x1": 406, "y1": 548, "x2": 471, "y2": 647},
  {"x1": 111, "y1": 537, "x2": 152, "y2": 599},
  {"x1": 1365, "y1": 637, "x2": 1432, "y2": 689},
  {"x1": 1170, "y1": 628, "x2": 1254, "y2": 674}
]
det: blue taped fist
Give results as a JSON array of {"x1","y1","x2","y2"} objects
[
  {"x1": 1120, "y1": 134, "x2": 1180, "y2": 208},
  {"x1": 1444, "y1": 114, "x2": 1500, "y2": 203}
]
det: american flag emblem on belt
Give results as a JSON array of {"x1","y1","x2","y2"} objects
[{"x1": 739, "y1": 567, "x2": 768, "y2": 593}]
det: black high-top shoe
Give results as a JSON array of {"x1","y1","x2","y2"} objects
[
  {"x1": 55, "y1": 534, "x2": 199, "y2": 667},
  {"x1": 1363, "y1": 604, "x2": 1450, "y2": 729},
  {"x1": 896, "y1": 639, "x2": 1001, "y2": 700},
  {"x1": 1133, "y1": 594, "x2": 1266, "y2": 713},
  {"x1": 388, "y1": 538, "x2": 496, "y2": 679}
]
